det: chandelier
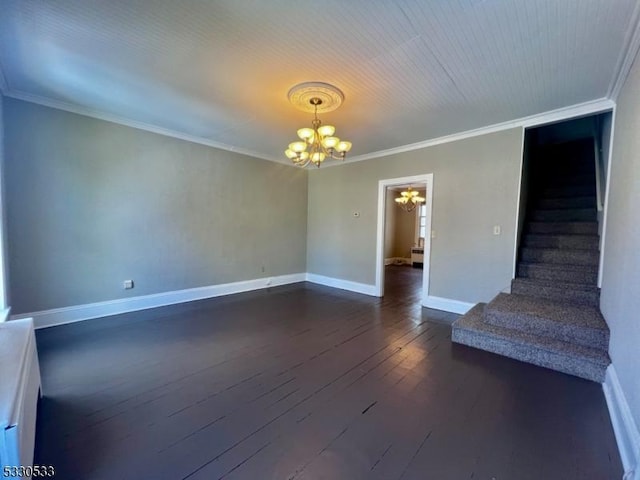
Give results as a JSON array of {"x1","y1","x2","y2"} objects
[
  {"x1": 395, "y1": 187, "x2": 425, "y2": 212},
  {"x1": 285, "y1": 82, "x2": 352, "y2": 168}
]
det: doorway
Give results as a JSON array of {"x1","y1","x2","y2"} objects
[{"x1": 375, "y1": 174, "x2": 433, "y2": 306}]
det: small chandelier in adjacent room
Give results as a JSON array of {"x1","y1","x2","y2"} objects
[
  {"x1": 395, "y1": 187, "x2": 425, "y2": 212},
  {"x1": 285, "y1": 82, "x2": 352, "y2": 168}
]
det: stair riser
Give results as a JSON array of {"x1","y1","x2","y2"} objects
[
  {"x1": 452, "y1": 328, "x2": 607, "y2": 383},
  {"x1": 530, "y1": 209, "x2": 596, "y2": 222},
  {"x1": 520, "y1": 248, "x2": 599, "y2": 266},
  {"x1": 510, "y1": 281, "x2": 600, "y2": 307},
  {"x1": 522, "y1": 234, "x2": 599, "y2": 250},
  {"x1": 527, "y1": 222, "x2": 598, "y2": 235},
  {"x1": 540, "y1": 185, "x2": 596, "y2": 198},
  {"x1": 536, "y1": 196, "x2": 596, "y2": 210},
  {"x1": 517, "y1": 264, "x2": 597, "y2": 285},
  {"x1": 484, "y1": 308, "x2": 608, "y2": 350}
]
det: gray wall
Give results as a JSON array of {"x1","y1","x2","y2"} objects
[
  {"x1": 383, "y1": 193, "x2": 396, "y2": 259},
  {"x1": 4, "y1": 98, "x2": 308, "y2": 314},
  {"x1": 307, "y1": 128, "x2": 524, "y2": 303},
  {"x1": 600, "y1": 55, "x2": 640, "y2": 431}
]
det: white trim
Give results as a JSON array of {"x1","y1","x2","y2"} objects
[
  {"x1": 385, "y1": 257, "x2": 412, "y2": 266},
  {"x1": 598, "y1": 105, "x2": 616, "y2": 288},
  {"x1": 423, "y1": 296, "x2": 474, "y2": 314},
  {"x1": 603, "y1": 365, "x2": 640, "y2": 479},
  {"x1": 4, "y1": 89, "x2": 291, "y2": 166},
  {"x1": 375, "y1": 174, "x2": 434, "y2": 305},
  {"x1": 11, "y1": 273, "x2": 306, "y2": 329},
  {"x1": 315, "y1": 98, "x2": 615, "y2": 167},
  {"x1": 512, "y1": 127, "x2": 526, "y2": 278},
  {"x1": 608, "y1": 1, "x2": 640, "y2": 101},
  {"x1": 305, "y1": 273, "x2": 377, "y2": 297}
]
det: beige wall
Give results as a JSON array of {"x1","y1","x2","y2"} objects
[
  {"x1": 600, "y1": 54, "x2": 640, "y2": 430},
  {"x1": 384, "y1": 189, "x2": 420, "y2": 260},
  {"x1": 4, "y1": 98, "x2": 308, "y2": 314},
  {"x1": 307, "y1": 128, "x2": 523, "y2": 303}
]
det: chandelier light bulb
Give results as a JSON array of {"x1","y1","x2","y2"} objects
[
  {"x1": 317, "y1": 125, "x2": 335, "y2": 137},
  {"x1": 289, "y1": 141, "x2": 307, "y2": 153},
  {"x1": 335, "y1": 141, "x2": 352, "y2": 153},
  {"x1": 322, "y1": 136, "x2": 340, "y2": 149},
  {"x1": 297, "y1": 128, "x2": 314, "y2": 141}
]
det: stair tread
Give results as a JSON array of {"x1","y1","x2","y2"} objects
[
  {"x1": 453, "y1": 304, "x2": 610, "y2": 366},
  {"x1": 517, "y1": 261, "x2": 598, "y2": 272},
  {"x1": 487, "y1": 293, "x2": 608, "y2": 332},
  {"x1": 525, "y1": 232, "x2": 599, "y2": 239},
  {"x1": 512, "y1": 277, "x2": 600, "y2": 293}
]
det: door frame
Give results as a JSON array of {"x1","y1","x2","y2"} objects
[{"x1": 375, "y1": 173, "x2": 434, "y2": 305}]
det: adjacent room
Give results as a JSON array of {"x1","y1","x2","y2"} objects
[{"x1": 0, "y1": 2, "x2": 639, "y2": 479}]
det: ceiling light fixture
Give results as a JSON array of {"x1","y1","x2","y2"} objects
[
  {"x1": 395, "y1": 187, "x2": 425, "y2": 212},
  {"x1": 285, "y1": 82, "x2": 352, "y2": 168}
]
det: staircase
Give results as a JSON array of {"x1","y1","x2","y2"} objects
[{"x1": 452, "y1": 139, "x2": 610, "y2": 382}]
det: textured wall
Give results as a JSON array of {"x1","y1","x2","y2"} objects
[
  {"x1": 4, "y1": 99, "x2": 308, "y2": 313},
  {"x1": 600, "y1": 55, "x2": 640, "y2": 431},
  {"x1": 307, "y1": 128, "x2": 523, "y2": 303}
]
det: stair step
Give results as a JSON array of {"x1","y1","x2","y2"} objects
[
  {"x1": 522, "y1": 233, "x2": 599, "y2": 250},
  {"x1": 542, "y1": 172, "x2": 595, "y2": 187},
  {"x1": 484, "y1": 293, "x2": 608, "y2": 349},
  {"x1": 529, "y1": 208, "x2": 596, "y2": 222},
  {"x1": 538, "y1": 159, "x2": 595, "y2": 174},
  {"x1": 540, "y1": 184, "x2": 596, "y2": 198},
  {"x1": 517, "y1": 262, "x2": 598, "y2": 285},
  {"x1": 452, "y1": 303, "x2": 610, "y2": 383},
  {"x1": 520, "y1": 247, "x2": 599, "y2": 266},
  {"x1": 511, "y1": 278, "x2": 600, "y2": 307},
  {"x1": 526, "y1": 221, "x2": 598, "y2": 235},
  {"x1": 536, "y1": 196, "x2": 596, "y2": 210}
]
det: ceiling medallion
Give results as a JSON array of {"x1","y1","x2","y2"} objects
[{"x1": 285, "y1": 82, "x2": 352, "y2": 168}]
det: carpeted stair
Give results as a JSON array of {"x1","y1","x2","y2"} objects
[{"x1": 452, "y1": 139, "x2": 611, "y2": 382}]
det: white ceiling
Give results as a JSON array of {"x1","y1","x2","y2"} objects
[{"x1": 0, "y1": 0, "x2": 638, "y2": 163}]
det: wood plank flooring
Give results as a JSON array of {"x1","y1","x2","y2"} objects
[{"x1": 34, "y1": 266, "x2": 623, "y2": 479}]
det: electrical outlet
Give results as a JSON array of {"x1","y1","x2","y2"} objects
[{"x1": 123, "y1": 279, "x2": 134, "y2": 289}]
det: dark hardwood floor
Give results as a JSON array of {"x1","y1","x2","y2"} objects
[{"x1": 34, "y1": 266, "x2": 623, "y2": 479}]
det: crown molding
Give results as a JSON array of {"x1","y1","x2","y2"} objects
[
  {"x1": 4, "y1": 89, "x2": 294, "y2": 166},
  {"x1": 608, "y1": 0, "x2": 640, "y2": 101},
  {"x1": 5, "y1": 87, "x2": 614, "y2": 170},
  {"x1": 318, "y1": 97, "x2": 615, "y2": 168}
]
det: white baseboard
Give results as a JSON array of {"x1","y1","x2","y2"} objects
[
  {"x1": 603, "y1": 365, "x2": 640, "y2": 480},
  {"x1": 384, "y1": 257, "x2": 412, "y2": 266},
  {"x1": 423, "y1": 295, "x2": 474, "y2": 314},
  {"x1": 11, "y1": 273, "x2": 306, "y2": 329},
  {"x1": 305, "y1": 273, "x2": 378, "y2": 297}
]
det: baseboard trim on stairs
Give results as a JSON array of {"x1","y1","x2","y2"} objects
[
  {"x1": 423, "y1": 296, "x2": 474, "y2": 314},
  {"x1": 11, "y1": 273, "x2": 307, "y2": 329},
  {"x1": 305, "y1": 273, "x2": 378, "y2": 297},
  {"x1": 603, "y1": 365, "x2": 640, "y2": 479}
]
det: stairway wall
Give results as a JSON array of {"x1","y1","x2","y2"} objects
[{"x1": 600, "y1": 53, "x2": 640, "y2": 437}]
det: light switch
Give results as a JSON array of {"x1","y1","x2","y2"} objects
[
  {"x1": 431, "y1": 230, "x2": 436, "y2": 239},
  {"x1": 493, "y1": 225, "x2": 501, "y2": 235}
]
